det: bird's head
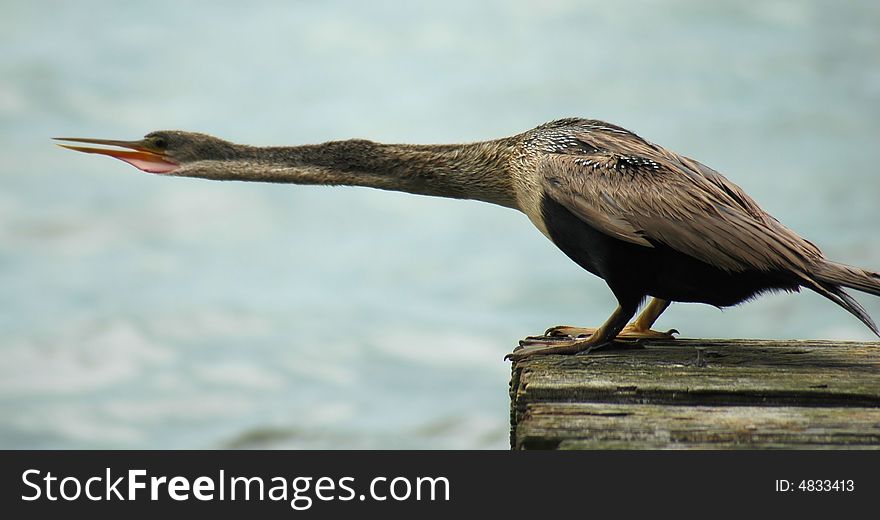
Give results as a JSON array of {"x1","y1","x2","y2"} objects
[{"x1": 54, "y1": 131, "x2": 239, "y2": 174}]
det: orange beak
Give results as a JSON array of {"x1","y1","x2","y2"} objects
[{"x1": 53, "y1": 137, "x2": 179, "y2": 174}]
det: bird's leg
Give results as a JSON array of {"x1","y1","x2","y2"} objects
[
  {"x1": 622, "y1": 297, "x2": 677, "y2": 338},
  {"x1": 506, "y1": 303, "x2": 636, "y2": 361},
  {"x1": 543, "y1": 298, "x2": 677, "y2": 340}
]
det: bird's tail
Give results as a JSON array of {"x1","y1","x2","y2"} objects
[
  {"x1": 807, "y1": 260, "x2": 880, "y2": 336},
  {"x1": 815, "y1": 261, "x2": 880, "y2": 297}
]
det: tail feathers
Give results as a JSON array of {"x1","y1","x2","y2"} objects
[
  {"x1": 814, "y1": 261, "x2": 880, "y2": 297},
  {"x1": 808, "y1": 280, "x2": 879, "y2": 337}
]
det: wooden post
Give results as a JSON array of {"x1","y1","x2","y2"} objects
[{"x1": 509, "y1": 339, "x2": 880, "y2": 449}]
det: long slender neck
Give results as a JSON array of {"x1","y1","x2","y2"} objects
[{"x1": 183, "y1": 138, "x2": 521, "y2": 209}]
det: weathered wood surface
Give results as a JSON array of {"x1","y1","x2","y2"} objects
[{"x1": 509, "y1": 339, "x2": 880, "y2": 450}]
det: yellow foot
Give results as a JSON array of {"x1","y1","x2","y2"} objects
[
  {"x1": 544, "y1": 324, "x2": 678, "y2": 340},
  {"x1": 505, "y1": 335, "x2": 612, "y2": 361}
]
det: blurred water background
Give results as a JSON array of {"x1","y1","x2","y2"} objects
[{"x1": 1, "y1": 0, "x2": 878, "y2": 449}]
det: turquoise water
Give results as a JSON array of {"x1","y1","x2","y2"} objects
[{"x1": 1, "y1": 0, "x2": 878, "y2": 449}]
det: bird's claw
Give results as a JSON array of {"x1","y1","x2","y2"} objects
[{"x1": 544, "y1": 325, "x2": 597, "y2": 338}]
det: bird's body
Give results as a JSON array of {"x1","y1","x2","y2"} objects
[
  {"x1": 57, "y1": 118, "x2": 880, "y2": 358},
  {"x1": 516, "y1": 119, "x2": 808, "y2": 305}
]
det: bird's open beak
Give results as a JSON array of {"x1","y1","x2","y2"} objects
[{"x1": 53, "y1": 137, "x2": 180, "y2": 174}]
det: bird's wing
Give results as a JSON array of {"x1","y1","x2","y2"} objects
[{"x1": 538, "y1": 139, "x2": 822, "y2": 273}]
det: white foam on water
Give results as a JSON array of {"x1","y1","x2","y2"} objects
[
  {"x1": 369, "y1": 331, "x2": 508, "y2": 369},
  {"x1": 0, "y1": 321, "x2": 173, "y2": 394},
  {"x1": 194, "y1": 362, "x2": 286, "y2": 391}
]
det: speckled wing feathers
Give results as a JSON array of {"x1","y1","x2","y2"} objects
[{"x1": 538, "y1": 129, "x2": 824, "y2": 275}]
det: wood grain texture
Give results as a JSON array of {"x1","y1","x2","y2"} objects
[{"x1": 509, "y1": 339, "x2": 880, "y2": 450}]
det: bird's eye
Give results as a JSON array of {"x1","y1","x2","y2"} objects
[{"x1": 152, "y1": 137, "x2": 167, "y2": 149}]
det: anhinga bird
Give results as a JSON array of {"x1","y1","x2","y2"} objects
[{"x1": 56, "y1": 118, "x2": 880, "y2": 360}]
